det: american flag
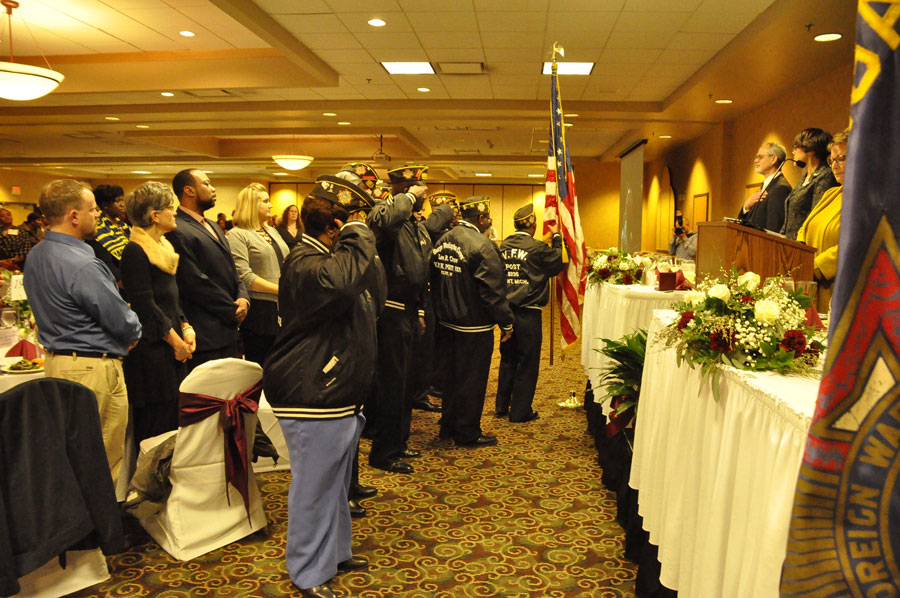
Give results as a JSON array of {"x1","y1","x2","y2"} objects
[{"x1": 544, "y1": 64, "x2": 587, "y2": 348}]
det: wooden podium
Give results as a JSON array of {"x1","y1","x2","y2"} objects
[{"x1": 696, "y1": 221, "x2": 815, "y2": 281}]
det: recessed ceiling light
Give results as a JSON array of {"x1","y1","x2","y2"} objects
[
  {"x1": 105, "y1": 116, "x2": 119, "y2": 121},
  {"x1": 322, "y1": 112, "x2": 337, "y2": 116},
  {"x1": 814, "y1": 33, "x2": 842, "y2": 42},
  {"x1": 161, "y1": 92, "x2": 175, "y2": 97},
  {"x1": 179, "y1": 30, "x2": 195, "y2": 38},
  {"x1": 381, "y1": 62, "x2": 435, "y2": 75},
  {"x1": 564, "y1": 113, "x2": 579, "y2": 117},
  {"x1": 368, "y1": 18, "x2": 386, "y2": 27},
  {"x1": 659, "y1": 135, "x2": 672, "y2": 139},
  {"x1": 475, "y1": 172, "x2": 492, "y2": 177},
  {"x1": 131, "y1": 170, "x2": 151, "y2": 174},
  {"x1": 135, "y1": 124, "x2": 150, "y2": 129},
  {"x1": 542, "y1": 62, "x2": 594, "y2": 75},
  {"x1": 528, "y1": 174, "x2": 543, "y2": 178},
  {"x1": 337, "y1": 121, "x2": 351, "y2": 125},
  {"x1": 417, "y1": 87, "x2": 430, "y2": 92},
  {"x1": 273, "y1": 172, "x2": 288, "y2": 176},
  {"x1": 714, "y1": 98, "x2": 733, "y2": 104}
]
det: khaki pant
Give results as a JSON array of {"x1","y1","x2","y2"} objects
[{"x1": 45, "y1": 353, "x2": 129, "y2": 485}]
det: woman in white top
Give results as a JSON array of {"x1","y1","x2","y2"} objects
[{"x1": 227, "y1": 183, "x2": 289, "y2": 365}]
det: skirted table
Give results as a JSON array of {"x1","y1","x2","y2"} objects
[
  {"x1": 629, "y1": 310, "x2": 819, "y2": 598},
  {"x1": 581, "y1": 283, "x2": 686, "y2": 409}
]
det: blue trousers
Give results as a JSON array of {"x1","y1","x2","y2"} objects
[{"x1": 279, "y1": 413, "x2": 365, "y2": 589}]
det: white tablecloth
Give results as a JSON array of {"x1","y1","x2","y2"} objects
[
  {"x1": 580, "y1": 283, "x2": 685, "y2": 408},
  {"x1": 629, "y1": 310, "x2": 820, "y2": 598},
  {"x1": 0, "y1": 356, "x2": 44, "y2": 393}
]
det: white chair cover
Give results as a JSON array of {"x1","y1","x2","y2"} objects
[
  {"x1": 130, "y1": 358, "x2": 267, "y2": 561},
  {"x1": 12, "y1": 549, "x2": 109, "y2": 598},
  {"x1": 252, "y1": 394, "x2": 291, "y2": 473}
]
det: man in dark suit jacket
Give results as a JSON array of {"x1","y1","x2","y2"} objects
[
  {"x1": 738, "y1": 142, "x2": 792, "y2": 232},
  {"x1": 166, "y1": 169, "x2": 249, "y2": 370}
]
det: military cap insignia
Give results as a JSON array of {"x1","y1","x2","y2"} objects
[
  {"x1": 403, "y1": 168, "x2": 413, "y2": 179},
  {"x1": 362, "y1": 179, "x2": 376, "y2": 190},
  {"x1": 321, "y1": 181, "x2": 333, "y2": 192},
  {"x1": 355, "y1": 165, "x2": 367, "y2": 176},
  {"x1": 338, "y1": 189, "x2": 352, "y2": 204},
  {"x1": 477, "y1": 202, "x2": 486, "y2": 212}
]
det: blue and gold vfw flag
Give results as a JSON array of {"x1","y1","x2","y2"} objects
[{"x1": 780, "y1": 4, "x2": 900, "y2": 597}]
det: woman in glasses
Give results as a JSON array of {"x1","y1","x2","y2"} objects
[{"x1": 796, "y1": 128, "x2": 849, "y2": 312}]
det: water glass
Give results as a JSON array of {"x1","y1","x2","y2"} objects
[{"x1": 0, "y1": 307, "x2": 17, "y2": 329}]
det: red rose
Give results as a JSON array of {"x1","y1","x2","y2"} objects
[
  {"x1": 710, "y1": 330, "x2": 735, "y2": 352},
  {"x1": 635, "y1": 268, "x2": 643, "y2": 279},
  {"x1": 623, "y1": 273, "x2": 634, "y2": 285},
  {"x1": 780, "y1": 330, "x2": 807, "y2": 354},
  {"x1": 677, "y1": 311, "x2": 695, "y2": 331},
  {"x1": 599, "y1": 268, "x2": 611, "y2": 279},
  {"x1": 739, "y1": 295, "x2": 754, "y2": 304}
]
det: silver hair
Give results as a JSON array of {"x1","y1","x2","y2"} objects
[
  {"x1": 126, "y1": 181, "x2": 175, "y2": 228},
  {"x1": 765, "y1": 142, "x2": 786, "y2": 167}
]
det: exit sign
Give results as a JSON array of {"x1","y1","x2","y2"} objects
[{"x1": 10, "y1": 186, "x2": 21, "y2": 195}]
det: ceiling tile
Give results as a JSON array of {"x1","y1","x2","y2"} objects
[
  {"x1": 397, "y1": 0, "x2": 474, "y2": 11},
  {"x1": 426, "y1": 48, "x2": 486, "y2": 62},
  {"x1": 474, "y1": 0, "x2": 549, "y2": 10},
  {"x1": 544, "y1": 12, "x2": 617, "y2": 46},
  {"x1": 597, "y1": 48, "x2": 661, "y2": 64},
  {"x1": 622, "y1": 0, "x2": 701, "y2": 10},
  {"x1": 548, "y1": 0, "x2": 625, "y2": 9},
  {"x1": 481, "y1": 32, "x2": 544, "y2": 50},
  {"x1": 367, "y1": 47, "x2": 430, "y2": 61},
  {"x1": 419, "y1": 32, "x2": 483, "y2": 50},
  {"x1": 477, "y1": 12, "x2": 547, "y2": 32},
  {"x1": 667, "y1": 31, "x2": 733, "y2": 50},
  {"x1": 270, "y1": 88, "x2": 329, "y2": 100},
  {"x1": 654, "y1": 48, "x2": 716, "y2": 65},
  {"x1": 250, "y1": 0, "x2": 332, "y2": 13},
  {"x1": 334, "y1": 63, "x2": 390, "y2": 77},
  {"x1": 440, "y1": 75, "x2": 494, "y2": 99},
  {"x1": 613, "y1": 11, "x2": 692, "y2": 32},
  {"x1": 358, "y1": 84, "x2": 408, "y2": 99},
  {"x1": 318, "y1": 49, "x2": 377, "y2": 62},
  {"x1": 491, "y1": 84, "x2": 539, "y2": 100},
  {"x1": 487, "y1": 61, "x2": 542, "y2": 74},
  {"x1": 681, "y1": 4, "x2": 766, "y2": 34},
  {"x1": 297, "y1": 32, "x2": 364, "y2": 49},
  {"x1": 406, "y1": 11, "x2": 480, "y2": 32},
  {"x1": 605, "y1": 29, "x2": 675, "y2": 49},
  {"x1": 326, "y1": 0, "x2": 403, "y2": 10},
  {"x1": 352, "y1": 31, "x2": 422, "y2": 49},
  {"x1": 341, "y1": 71, "x2": 396, "y2": 85},
  {"x1": 273, "y1": 13, "x2": 349, "y2": 33}
]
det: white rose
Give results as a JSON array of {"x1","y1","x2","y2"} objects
[
  {"x1": 642, "y1": 257, "x2": 654, "y2": 269},
  {"x1": 618, "y1": 260, "x2": 631, "y2": 271},
  {"x1": 684, "y1": 290, "x2": 706, "y2": 307},
  {"x1": 737, "y1": 271, "x2": 761, "y2": 292},
  {"x1": 708, "y1": 284, "x2": 731, "y2": 302},
  {"x1": 754, "y1": 299, "x2": 781, "y2": 325},
  {"x1": 599, "y1": 255, "x2": 608, "y2": 265}
]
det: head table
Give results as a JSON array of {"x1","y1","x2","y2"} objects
[
  {"x1": 580, "y1": 282, "x2": 686, "y2": 411},
  {"x1": 629, "y1": 310, "x2": 820, "y2": 598}
]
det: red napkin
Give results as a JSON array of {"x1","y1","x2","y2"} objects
[
  {"x1": 805, "y1": 307, "x2": 825, "y2": 331},
  {"x1": 5, "y1": 339, "x2": 42, "y2": 360},
  {"x1": 675, "y1": 270, "x2": 695, "y2": 290}
]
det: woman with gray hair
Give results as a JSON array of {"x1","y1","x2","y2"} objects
[
  {"x1": 227, "y1": 182, "x2": 288, "y2": 365},
  {"x1": 121, "y1": 181, "x2": 196, "y2": 444}
]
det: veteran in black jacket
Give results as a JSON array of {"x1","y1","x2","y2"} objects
[
  {"x1": 495, "y1": 203, "x2": 564, "y2": 422},
  {"x1": 165, "y1": 169, "x2": 249, "y2": 369},
  {"x1": 263, "y1": 182, "x2": 378, "y2": 598},
  {"x1": 432, "y1": 195, "x2": 514, "y2": 447}
]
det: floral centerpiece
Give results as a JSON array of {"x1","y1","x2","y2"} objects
[
  {"x1": 587, "y1": 248, "x2": 656, "y2": 286},
  {"x1": 659, "y1": 269, "x2": 825, "y2": 397},
  {"x1": 2, "y1": 269, "x2": 35, "y2": 340}
]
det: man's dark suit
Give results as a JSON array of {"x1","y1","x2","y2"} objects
[
  {"x1": 738, "y1": 172, "x2": 792, "y2": 232},
  {"x1": 165, "y1": 208, "x2": 248, "y2": 366}
]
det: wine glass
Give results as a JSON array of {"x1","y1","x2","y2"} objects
[{"x1": 0, "y1": 308, "x2": 17, "y2": 329}]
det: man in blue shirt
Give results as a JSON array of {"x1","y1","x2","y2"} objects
[{"x1": 24, "y1": 179, "x2": 142, "y2": 486}]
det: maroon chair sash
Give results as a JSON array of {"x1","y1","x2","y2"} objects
[{"x1": 178, "y1": 382, "x2": 262, "y2": 521}]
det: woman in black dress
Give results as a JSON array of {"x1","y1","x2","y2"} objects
[
  {"x1": 277, "y1": 203, "x2": 301, "y2": 249},
  {"x1": 121, "y1": 182, "x2": 196, "y2": 444}
]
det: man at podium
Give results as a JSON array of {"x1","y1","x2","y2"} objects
[{"x1": 738, "y1": 142, "x2": 792, "y2": 233}]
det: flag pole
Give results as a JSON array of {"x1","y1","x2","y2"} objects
[{"x1": 548, "y1": 43, "x2": 563, "y2": 366}]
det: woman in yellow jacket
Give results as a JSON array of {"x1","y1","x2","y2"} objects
[{"x1": 797, "y1": 128, "x2": 847, "y2": 312}]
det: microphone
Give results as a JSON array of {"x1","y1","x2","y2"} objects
[{"x1": 775, "y1": 157, "x2": 805, "y2": 175}]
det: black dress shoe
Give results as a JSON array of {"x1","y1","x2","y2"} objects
[
  {"x1": 337, "y1": 555, "x2": 369, "y2": 572},
  {"x1": 456, "y1": 435, "x2": 498, "y2": 448},
  {"x1": 369, "y1": 459, "x2": 414, "y2": 474},
  {"x1": 510, "y1": 411, "x2": 539, "y2": 423},
  {"x1": 349, "y1": 483, "x2": 378, "y2": 500},
  {"x1": 412, "y1": 398, "x2": 442, "y2": 412},
  {"x1": 348, "y1": 499, "x2": 366, "y2": 518},
  {"x1": 400, "y1": 447, "x2": 421, "y2": 458},
  {"x1": 494, "y1": 409, "x2": 509, "y2": 417},
  {"x1": 299, "y1": 584, "x2": 334, "y2": 598}
]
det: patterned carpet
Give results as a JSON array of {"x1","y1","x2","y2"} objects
[{"x1": 69, "y1": 311, "x2": 636, "y2": 597}]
